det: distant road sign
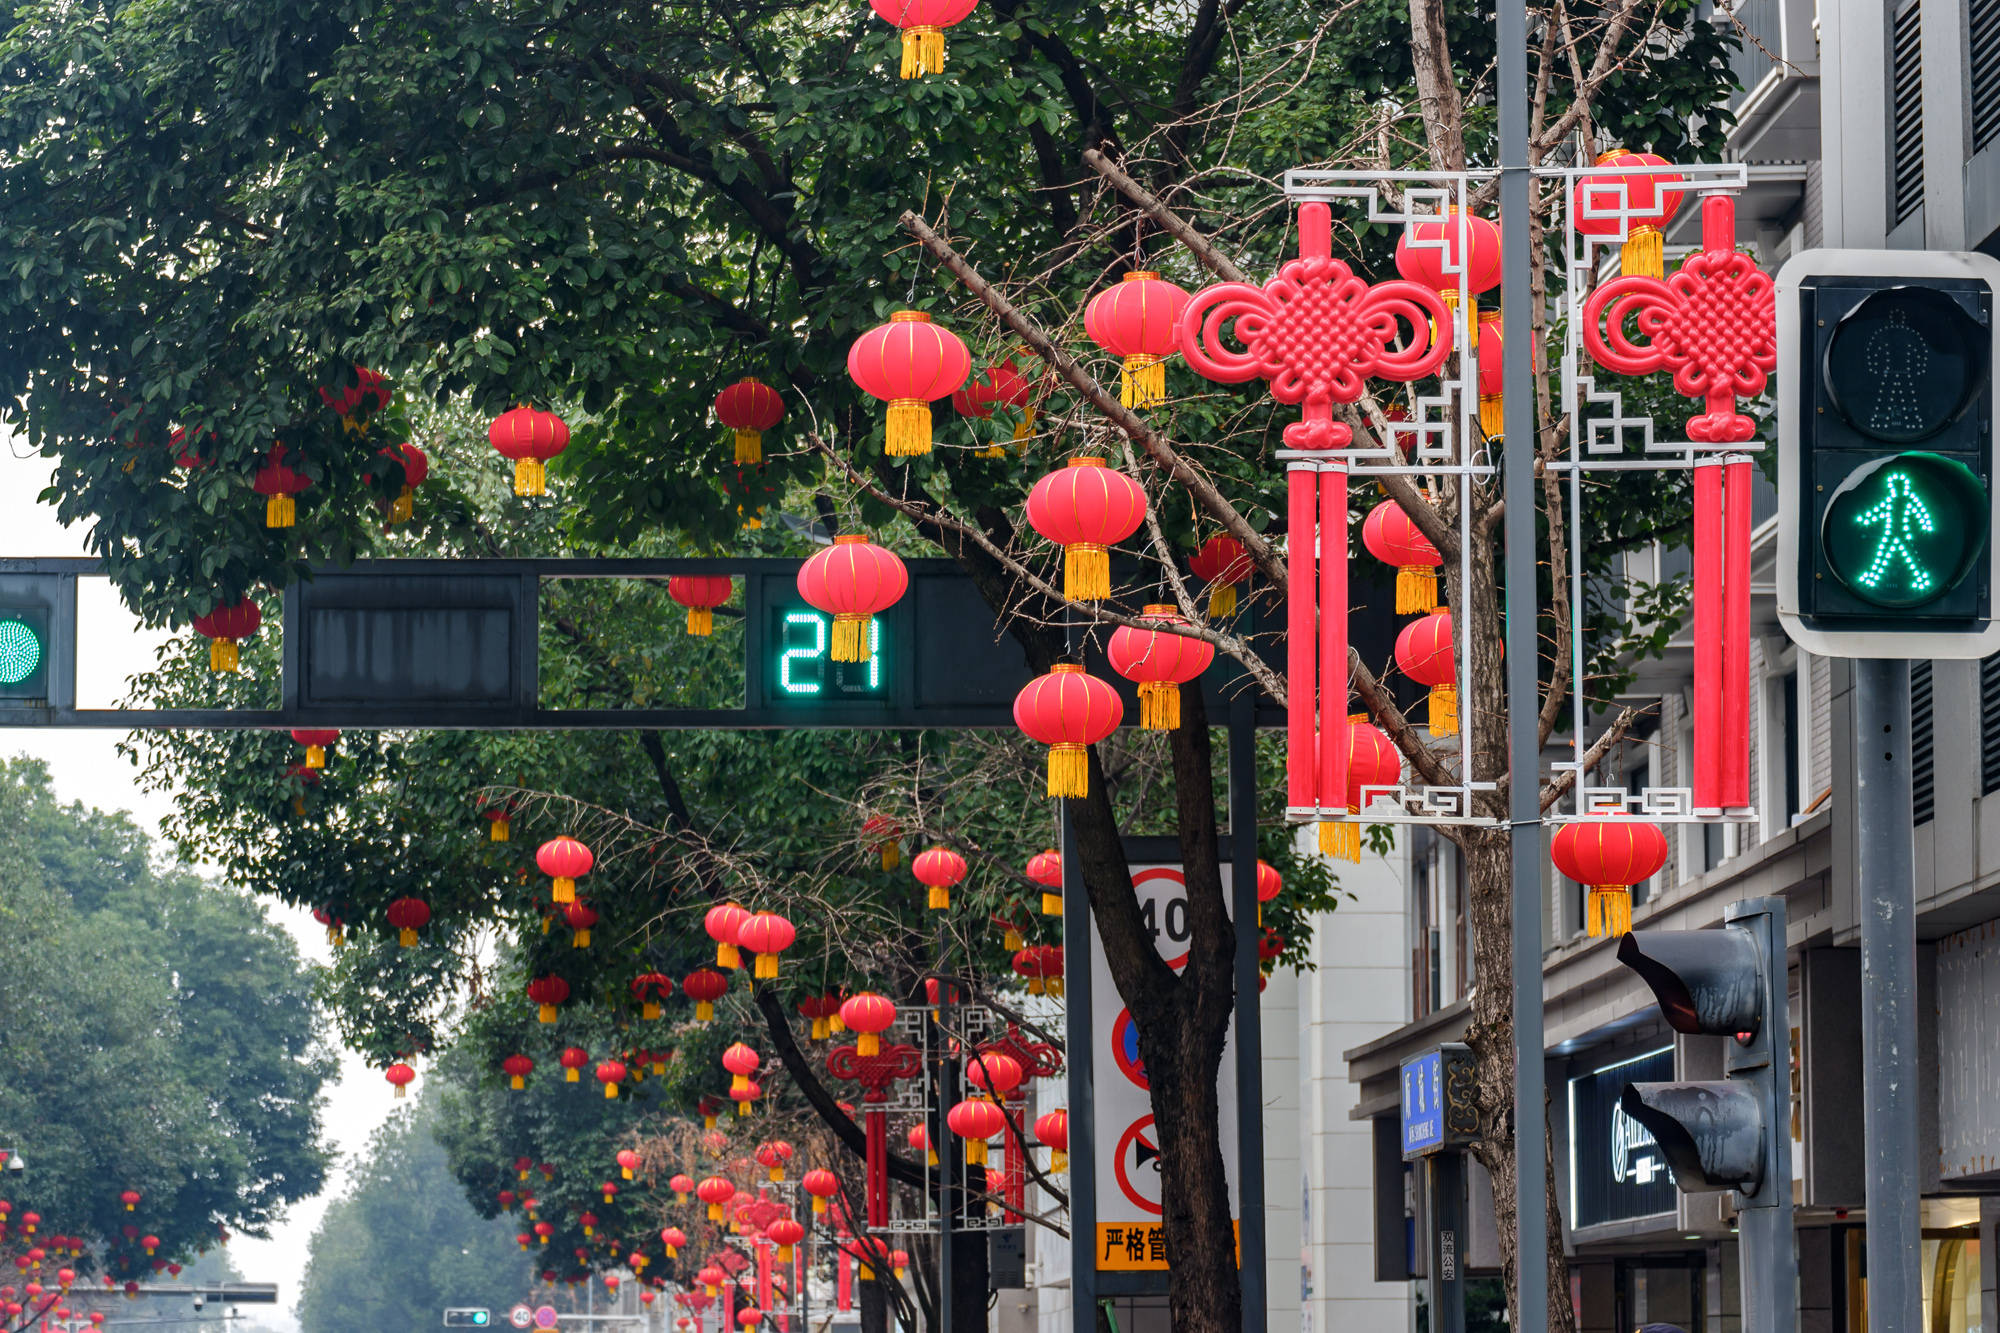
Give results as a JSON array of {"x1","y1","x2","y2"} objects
[
  {"x1": 509, "y1": 1307, "x2": 532, "y2": 1329},
  {"x1": 534, "y1": 1307, "x2": 561, "y2": 1330}
]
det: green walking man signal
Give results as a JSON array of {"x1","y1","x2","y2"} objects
[{"x1": 1851, "y1": 470, "x2": 1935, "y2": 594}]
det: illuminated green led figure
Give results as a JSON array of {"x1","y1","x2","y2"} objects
[
  {"x1": 0, "y1": 619, "x2": 42, "y2": 686},
  {"x1": 1852, "y1": 470, "x2": 1938, "y2": 594}
]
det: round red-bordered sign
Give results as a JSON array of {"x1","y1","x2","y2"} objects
[
  {"x1": 1111, "y1": 1008, "x2": 1147, "y2": 1089},
  {"x1": 1113, "y1": 1115, "x2": 1164, "y2": 1215},
  {"x1": 1130, "y1": 866, "x2": 1191, "y2": 969}
]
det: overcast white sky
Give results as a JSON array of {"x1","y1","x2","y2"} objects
[{"x1": 0, "y1": 432, "x2": 397, "y2": 1330}]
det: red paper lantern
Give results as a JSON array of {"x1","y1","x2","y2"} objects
[
  {"x1": 1322, "y1": 717, "x2": 1403, "y2": 861},
  {"x1": 846, "y1": 311, "x2": 971, "y2": 456},
  {"x1": 534, "y1": 1222, "x2": 554, "y2": 1245},
  {"x1": 661, "y1": 1225, "x2": 687, "y2": 1257},
  {"x1": 560, "y1": 1046, "x2": 591, "y2": 1082},
  {"x1": 796, "y1": 535, "x2": 909, "y2": 662},
  {"x1": 912, "y1": 846, "x2": 967, "y2": 911},
  {"x1": 908, "y1": 1122, "x2": 937, "y2": 1165},
  {"x1": 385, "y1": 896, "x2": 431, "y2": 947},
  {"x1": 526, "y1": 974, "x2": 571, "y2": 1023},
  {"x1": 563, "y1": 899, "x2": 598, "y2": 948},
  {"x1": 536, "y1": 836, "x2": 593, "y2": 904},
  {"x1": 630, "y1": 972, "x2": 675, "y2": 1019},
  {"x1": 1551, "y1": 816, "x2": 1670, "y2": 937},
  {"x1": 118, "y1": 1190, "x2": 140, "y2": 1213},
  {"x1": 766, "y1": 1217, "x2": 806, "y2": 1263},
  {"x1": 319, "y1": 367, "x2": 393, "y2": 423},
  {"x1": 1084, "y1": 271, "x2": 1192, "y2": 408},
  {"x1": 489, "y1": 405, "x2": 570, "y2": 496},
  {"x1": 1188, "y1": 534, "x2": 1252, "y2": 618},
  {"x1": 252, "y1": 443, "x2": 310, "y2": 528},
  {"x1": 737, "y1": 911, "x2": 797, "y2": 979},
  {"x1": 683, "y1": 968, "x2": 728, "y2": 1022},
  {"x1": 192, "y1": 598, "x2": 261, "y2": 673},
  {"x1": 755, "y1": 1140, "x2": 794, "y2": 1181},
  {"x1": 1394, "y1": 209, "x2": 1503, "y2": 347},
  {"x1": 966, "y1": 1050, "x2": 1023, "y2": 1097},
  {"x1": 802, "y1": 1169, "x2": 839, "y2": 1214},
  {"x1": 1572, "y1": 150, "x2": 1685, "y2": 279},
  {"x1": 290, "y1": 728, "x2": 340, "y2": 769},
  {"x1": 503, "y1": 1053, "x2": 535, "y2": 1090},
  {"x1": 365, "y1": 442, "x2": 429, "y2": 524},
  {"x1": 1256, "y1": 860, "x2": 1282, "y2": 903},
  {"x1": 481, "y1": 799, "x2": 515, "y2": 842},
  {"x1": 617, "y1": 1149, "x2": 642, "y2": 1180},
  {"x1": 866, "y1": 0, "x2": 978, "y2": 78},
  {"x1": 1107, "y1": 604, "x2": 1215, "y2": 730},
  {"x1": 1361, "y1": 499, "x2": 1442, "y2": 614},
  {"x1": 946, "y1": 1097, "x2": 1005, "y2": 1167},
  {"x1": 578, "y1": 1210, "x2": 599, "y2": 1237},
  {"x1": 669, "y1": 576, "x2": 734, "y2": 637},
  {"x1": 1475, "y1": 309, "x2": 1506, "y2": 439},
  {"x1": 714, "y1": 378, "x2": 785, "y2": 465},
  {"x1": 1035, "y1": 1108, "x2": 1069, "y2": 1172},
  {"x1": 797, "y1": 993, "x2": 840, "y2": 1039},
  {"x1": 704, "y1": 902, "x2": 751, "y2": 970},
  {"x1": 696, "y1": 1177, "x2": 735, "y2": 1222},
  {"x1": 384, "y1": 1062, "x2": 416, "y2": 1098},
  {"x1": 596, "y1": 1060, "x2": 627, "y2": 1099},
  {"x1": 839, "y1": 992, "x2": 897, "y2": 1057},
  {"x1": 1026, "y1": 848, "x2": 1062, "y2": 916},
  {"x1": 1025, "y1": 457, "x2": 1147, "y2": 602},
  {"x1": 952, "y1": 354, "x2": 1036, "y2": 453},
  {"x1": 1394, "y1": 607, "x2": 1458, "y2": 737},
  {"x1": 1013, "y1": 663, "x2": 1123, "y2": 798},
  {"x1": 862, "y1": 813, "x2": 902, "y2": 869},
  {"x1": 722, "y1": 1043, "x2": 761, "y2": 1097}
]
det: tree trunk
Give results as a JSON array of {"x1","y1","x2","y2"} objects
[{"x1": 859, "y1": 1267, "x2": 890, "y2": 1333}]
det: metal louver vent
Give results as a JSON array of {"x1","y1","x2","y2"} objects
[
  {"x1": 1975, "y1": 0, "x2": 2000, "y2": 151},
  {"x1": 1914, "y1": 659, "x2": 1935, "y2": 824},
  {"x1": 1893, "y1": 4, "x2": 1925, "y2": 224},
  {"x1": 1981, "y1": 654, "x2": 2000, "y2": 793}
]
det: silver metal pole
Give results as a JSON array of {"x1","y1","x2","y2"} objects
[
  {"x1": 1855, "y1": 657, "x2": 1921, "y2": 1333},
  {"x1": 1497, "y1": 0, "x2": 1547, "y2": 1327}
]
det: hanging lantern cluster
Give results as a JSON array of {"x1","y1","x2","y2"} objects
[
  {"x1": 1188, "y1": 534, "x2": 1251, "y2": 618},
  {"x1": 1025, "y1": 457, "x2": 1147, "y2": 601},
  {"x1": 1014, "y1": 663, "x2": 1123, "y2": 798},
  {"x1": 912, "y1": 846, "x2": 967, "y2": 911},
  {"x1": 669, "y1": 575, "x2": 734, "y2": 637},
  {"x1": 846, "y1": 312, "x2": 971, "y2": 455},
  {"x1": 713, "y1": 378, "x2": 785, "y2": 466},
  {"x1": 1107, "y1": 605, "x2": 1215, "y2": 729},
  {"x1": 1084, "y1": 271, "x2": 1192, "y2": 408},
  {"x1": 797, "y1": 993, "x2": 841, "y2": 1039},
  {"x1": 1012, "y1": 944, "x2": 1064, "y2": 995},
  {"x1": 1551, "y1": 815, "x2": 1670, "y2": 937},
  {"x1": 489, "y1": 405, "x2": 570, "y2": 496}
]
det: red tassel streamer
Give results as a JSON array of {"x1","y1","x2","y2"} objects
[
  {"x1": 838, "y1": 1251, "x2": 853, "y2": 1311},
  {"x1": 758, "y1": 1239, "x2": 772, "y2": 1309},
  {"x1": 1288, "y1": 465, "x2": 1319, "y2": 812},
  {"x1": 1692, "y1": 459, "x2": 1723, "y2": 810},
  {"x1": 1723, "y1": 456, "x2": 1752, "y2": 808},
  {"x1": 866, "y1": 1109, "x2": 888, "y2": 1228},
  {"x1": 1318, "y1": 464, "x2": 1349, "y2": 816}
]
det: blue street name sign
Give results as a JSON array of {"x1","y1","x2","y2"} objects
[{"x1": 1401, "y1": 1044, "x2": 1478, "y2": 1160}]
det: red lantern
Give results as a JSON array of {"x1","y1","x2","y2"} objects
[
  {"x1": 1572, "y1": 150, "x2": 1684, "y2": 279},
  {"x1": 714, "y1": 378, "x2": 785, "y2": 465},
  {"x1": 912, "y1": 846, "x2": 967, "y2": 911},
  {"x1": 290, "y1": 729, "x2": 339, "y2": 769},
  {"x1": 908, "y1": 1122, "x2": 937, "y2": 1166},
  {"x1": 1258, "y1": 927, "x2": 1285, "y2": 962},
  {"x1": 1107, "y1": 605, "x2": 1215, "y2": 730},
  {"x1": 192, "y1": 598, "x2": 261, "y2": 673},
  {"x1": 560, "y1": 1047, "x2": 591, "y2": 1082},
  {"x1": 1475, "y1": 309, "x2": 1505, "y2": 439},
  {"x1": 536, "y1": 836, "x2": 593, "y2": 904},
  {"x1": 766, "y1": 1216, "x2": 806, "y2": 1263},
  {"x1": 481, "y1": 800, "x2": 515, "y2": 842},
  {"x1": 1026, "y1": 848, "x2": 1062, "y2": 916},
  {"x1": 1322, "y1": 717, "x2": 1403, "y2": 861},
  {"x1": 252, "y1": 443, "x2": 310, "y2": 528},
  {"x1": 534, "y1": 1222, "x2": 553, "y2": 1245},
  {"x1": 796, "y1": 535, "x2": 909, "y2": 662},
  {"x1": 1025, "y1": 457, "x2": 1147, "y2": 602},
  {"x1": 503, "y1": 1053, "x2": 535, "y2": 1090},
  {"x1": 952, "y1": 354, "x2": 1036, "y2": 452},
  {"x1": 839, "y1": 992, "x2": 897, "y2": 1057},
  {"x1": 617, "y1": 1149, "x2": 642, "y2": 1180},
  {"x1": 1188, "y1": 534, "x2": 1252, "y2": 618},
  {"x1": 514, "y1": 1157, "x2": 533, "y2": 1181},
  {"x1": 489, "y1": 405, "x2": 570, "y2": 497},
  {"x1": 661, "y1": 1225, "x2": 687, "y2": 1257},
  {"x1": 946, "y1": 1097, "x2": 1005, "y2": 1167},
  {"x1": 385, "y1": 896, "x2": 431, "y2": 947},
  {"x1": 1551, "y1": 816, "x2": 1670, "y2": 937},
  {"x1": 704, "y1": 902, "x2": 751, "y2": 970},
  {"x1": 319, "y1": 367, "x2": 392, "y2": 423},
  {"x1": 1361, "y1": 499, "x2": 1442, "y2": 614},
  {"x1": 630, "y1": 972, "x2": 675, "y2": 1020},
  {"x1": 802, "y1": 1169, "x2": 839, "y2": 1214},
  {"x1": 366, "y1": 442, "x2": 428, "y2": 524},
  {"x1": 1393, "y1": 209, "x2": 1503, "y2": 347},
  {"x1": 846, "y1": 311, "x2": 972, "y2": 456},
  {"x1": 966, "y1": 1050, "x2": 1023, "y2": 1098},
  {"x1": 596, "y1": 1060, "x2": 627, "y2": 1099},
  {"x1": 737, "y1": 911, "x2": 797, "y2": 979},
  {"x1": 139, "y1": 1235, "x2": 157, "y2": 1256},
  {"x1": 1394, "y1": 607, "x2": 1458, "y2": 737},
  {"x1": 562, "y1": 899, "x2": 598, "y2": 948},
  {"x1": 1012, "y1": 946, "x2": 1047, "y2": 995},
  {"x1": 1035, "y1": 1108, "x2": 1069, "y2": 1172},
  {"x1": 866, "y1": 0, "x2": 978, "y2": 78},
  {"x1": 683, "y1": 967, "x2": 728, "y2": 1022},
  {"x1": 696, "y1": 1177, "x2": 735, "y2": 1222},
  {"x1": 722, "y1": 1042, "x2": 761, "y2": 1096},
  {"x1": 669, "y1": 576, "x2": 734, "y2": 637},
  {"x1": 755, "y1": 1141, "x2": 794, "y2": 1181},
  {"x1": 669, "y1": 1173, "x2": 694, "y2": 1203},
  {"x1": 1013, "y1": 663, "x2": 1123, "y2": 798},
  {"x1": 526, "y1": 974, "x2": 570, "y2": 1023},
  {"x1": 1084, "y1": 271, "x2": 1192, "y2": 408},
  {"x1": 579, "y1": 1210, "x2": 599, "y2": 1237},
  {"x1": 118, "y1": 1190, "x2": 140, "y2": 1213},
  {"x1": 797, "y1": 993, "x2": 839, "y2": 1039},
  {"x1": 384, "y1": 1062, "x2": 416, "y2": 1099}
]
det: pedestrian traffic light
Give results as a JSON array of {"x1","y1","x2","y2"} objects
[
  {"x1": 0, "y1": 575, "x2": 59, "y2": 704},
  {"x1": 1778, "y1": 249, "x2": 2000, "y2": 657},
  {"x1": 441, "y1": 1311, "x2": 491, "y2": 1327}
]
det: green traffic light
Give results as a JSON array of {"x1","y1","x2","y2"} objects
[
  {"x1": 1822, "y1": 452, "x2": 1989, "y2": 607},
  {"x1": 0, "y1": 619, "x2": 43, "y2": 685}
]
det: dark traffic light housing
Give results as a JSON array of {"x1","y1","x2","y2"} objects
[
  {"x1": 441, "y1": 1312, "x2": 492, "y2": 1327},
  {"x1": 1779, "y1": 250, "x2": 2000, "y2": 658},
  {"x1": 0, "y1": 573, "x2": 67, "y2": 707}
]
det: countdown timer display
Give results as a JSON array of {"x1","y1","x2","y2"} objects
[{"x1": 768, "y1": 606, "x2": 888, "y2": 700}]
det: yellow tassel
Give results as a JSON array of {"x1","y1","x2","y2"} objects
[
  {"x1": 812, "y1": 1197, "x2": 827, "y2": 1215},
  {"x1": 920, "y1": 26, "x2": 945, "y2": 71},
  {"x1": 1120, "y1": 355, "x2": 1167, "y2": 409},
  {"x1": 1013, "y1": 407, "x2": 1037, "y2": 441},
  {"x1": 1047, "y1": 744, "x2": 1089, "y2": 798},
  {"x1": 491, "y1": 817, "x2": 509, "y2": 842},
  {"x1": 652, "y1": 1059, "x2": 664, "y2": 1074},
  {"x1": 717, "y1": 942, "x2": 741, "y2": 970},
  {"x1": 734, "y1": 428, "x2": 763, "y2": 466},
  {"x1": 977, "y1": 443, "x2": 1006, "y2": 459},
  {"x1": 1043, "y1": 891, "x2": 1062, "y2": 916},
  {"x1": 709, "y1": 1204, "x2": 723, "y2": 1222},
  {"x1": 292, "y1": 797, "x2": 305, "y2": 817},
  {"x1": 1048, "y1": 975, "x2": 1065, "y2": 997},
  {"x1": 1138, "y1": 681, "x2": 1180, "y2": 730},
  {"x1": 966, "y1": 1139, "x2": 988, "y2": 1168},
  {"x1": 539, "y1": 1003, "x2": 557, "y2": 1023},
  {"x1": 697, "y1": 1001, "x2": 714, "y2": 1022},
  {"x1": 898, "y1": 27, "x2": 922, "y2": 78},
  {"x1": 567, "y1": 1069, "x2": 580, "y2": 1083},
  {"x1": 210, "y1": 639, "x2": 238, "y2": 673},
  {"x1": 390, "y1": 488, "x2": 414, "y2": 524},
  {"x1": 737, "y1": 1100, "x2": 751, "y2": 1117},
  {"x1": 1319, "y1": 820, "x2": 1361, "y2": 863},
  {"x1": 572, "y1": 928, "x2": 590, "y2": 948},
  {"x1": 643, "y1": 1001, "x2": 661, "y2": 1020},
  {"x1": 1052, "y1": 1149, "x2": 1068, "y2": 1174},
  {"x1": 1479, "y1": 393, "x2": 1504, "y2": 440},
  {"x1": 1622, "y1": 227, "x2": 1664, "y2": 280},
  {"x1": 511, "y1": 1075, "x2": 525, "y2": 1090},
  {"x1": 514, "y1": 457, "x2": 546, "y2": 497},
  {"x1": 885, "y1": 399, "x2": 932, "y2": 456},
  {"x1": 1428, "y1": 684, "x2": 1459, "y2": 736},
  {"x1": 306, "y1": 746, "x2": 326, "y2": 768},
  {"x1": 265, "y1": 494, "x2": 295, "y2": 528},
  {"x1": 1028, "y1": 977, "x2": 1045, "y2": 996},
  {"x1": 1004, "y1": 926, "x2": 1022, "y2": 950},
  {"x1": 395, "y1": 1083, "x2": 406, "y2": 1099},
  {"x1": 1064, "y1": 544, "x2": 1110, "y2": 601},
  {"x1": 833, "y1": 613, "x2": 872, "y2": 662},
  {"x1": 831, "y1": 1013, "x2": 847, "y2": 1033},
  {"x1": 1463, "y1": 295, "x2": 1480, "y2": 350},
  {"x1": 811, "y1": 1016, "x2": 828, "y2": 1040},
  {"x1": 859, "y1": 1033, "x2": 881, "y2": 1057},
  {"x1": 1587, "y1": 884, "x2": 1634, "y2": 937},
  {"x1": 552, "y1": 877, "x2": 575, "y2": 904},
  {"x1": 1396, "y1": 567, "x2": 1438, "y2": 614},
  {"x1": 1207, "y1": 583, "x2": 1238, "y2": 618},
  {"x1": 880, "y1": 844, "x2": 899, "y2": 870},
  {"x1": 742, "y1": 509, "x2": 763, "y2": 529},
  {"x1": 399, "y1": 928, "x2": 417, "y2": 947},
  {"x1": 687, "y1": 606, "x2": 714, "y2": 636},
  {"x1": 928, "y1": 885, "x2": 950, "y2": 911},
  {"x1": 540, "y1": 914, "x2": 552, "y2": 935},
  {"x1": 605, "y1": 1083, "x2": 619, "y2": 1099},
  {"x1": 756, "y1": 953, "x2": 777, "y2": 979}
]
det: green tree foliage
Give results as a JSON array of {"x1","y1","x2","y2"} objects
[
  {"x1": 0, "y1": 757, "x2": 333, "y2": 1280},
  {"x1": 296, "y1": 1087, "x2": 534, "y2": 1333}
]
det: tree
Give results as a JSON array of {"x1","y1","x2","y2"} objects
[{"x1": 0, "y1": 0, "x2": 1745, "y2": 1326}]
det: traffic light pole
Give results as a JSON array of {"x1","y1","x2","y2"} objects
[{"x1": 1854, "y1": 658, "x2": 1922, "y2": 1333}]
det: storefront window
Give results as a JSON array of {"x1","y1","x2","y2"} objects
[
  {"x1": 1618, "y1": 1254, "x2": 1705, "y2": 1333},
  {"x1": 1923, "y1": 1233, "x2": 1982, "y2": 1333}
]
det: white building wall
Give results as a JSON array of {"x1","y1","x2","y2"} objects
[
  {"x1": 1261, "y1": 966, "x2": 1304, "y2": 1333},
  {"x1": 1299, "y1": 830, "x2": 1414, "y2": 1333}
]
